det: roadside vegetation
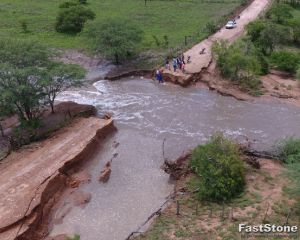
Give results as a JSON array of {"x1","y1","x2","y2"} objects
[
  {"x1": 213, "y1": 1, "x2": 300, "y2": 94},
  {"x1": 0, "y1": 0, "x2": 246, "y2": 66}
]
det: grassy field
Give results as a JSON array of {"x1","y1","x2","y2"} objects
[{"x1": 0, "y1": 0, "x2": 244, "y2": 51}]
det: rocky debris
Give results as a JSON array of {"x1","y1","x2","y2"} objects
[
  {"x1": 243, "y1": 156, "x2": 260, "y2": 169},
  {"x1": 99, "y1": 161, "x2": 112, "y2": 183},
  {"x1": 162, "y1": 153, "x2": 192, "y2": 180},
  {"x1": 112, "y1": 141, "x2": 120, "y2": 148},
  {"x1": 71, "y1": 191, "x2": 92, "y2": 206},
  {"x1": 103, "y1": 113, "x2": 112, "y2": 120},
  {"x1": 66, "y1": 178, "x2": 80, "y2": 188},
  {"x1": 66, "y1": 170, "x2": 91, "y2": 188}
]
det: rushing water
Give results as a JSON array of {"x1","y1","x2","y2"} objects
[{"x1": 51, "y1": 77, "x2": 300, "y2": 240}]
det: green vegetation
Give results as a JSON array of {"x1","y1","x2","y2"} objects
[
  {"x1": 278, "y1": 137, "x2": 300, "y2": 165},
  {"x1": 270, "y1": 50, "x2": 300, "y2": 73},
  {"x1": 245, "y1": 3, "x2": 300, "y2": 71},
  {"x1": 212, "y1": 39, "x2": 263, "y2": 95},
  {"x1": 190, "y1": 134, "x2": 245, "y2": 202},
  {"x1": 277, "y1": 138, "x2": 300, "y2": 216},
  {"x1": 0, "y1": 39, "x2": 85, "y2": 122},
  {"x1": 213, "y1": 2, "x2": 300, "y2": 95},
  {"x1": 0, "y1": 0, "x2": 244, "y2": 51},
  {"x1": 86, "y1": 20, "x2": 143, "y2": 64},
  {"x1": 55, "y1": 2, "x2": 95, "y2": 33},
  {"x1": 67, "y1": 235, "x2": 80, "y2": 240},
  {"x1": 267, "y1": 3, "x2": 293, "y2": 24}
]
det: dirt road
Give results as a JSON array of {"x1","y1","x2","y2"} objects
[
  {"x1": 0, "y1": 117, "x2": 113, "y2": 240},
  {"x1": 163, "y1": 0, "x2": 270, "y2": 84}
]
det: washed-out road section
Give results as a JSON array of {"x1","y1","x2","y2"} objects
[{"x1": 0, "y1": 117, "x2": 113, "y2": 240}]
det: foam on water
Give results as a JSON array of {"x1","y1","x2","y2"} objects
[{"x1": 52, "y1": 77, "x2": 300, "y2": 240}]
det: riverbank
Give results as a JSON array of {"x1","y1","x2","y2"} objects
[
  {"x1": 0, "y1": 116, "x2": 114, "y2": 240},
  {"x1": 133, "y1": 148, "x2": 299, "y2": 240}
]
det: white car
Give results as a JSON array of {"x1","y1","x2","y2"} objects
[{"x1": 225, "y1": 21, "x2": 237, "y2": 29}]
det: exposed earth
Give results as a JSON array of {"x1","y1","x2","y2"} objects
[
  {"x1": 1, "y1": 0, "x2": 300, "y2": 239},
  {"x1": 0, "y1": 116, "x2": 113, "y2": 240}
]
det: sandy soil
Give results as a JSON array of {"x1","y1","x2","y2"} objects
[
  {"x1": 260, "y1": 71, "x2": 300, "y2": 107},
  {"x1": 0, "y1": 117, "x2": 113, "y2": 240}
]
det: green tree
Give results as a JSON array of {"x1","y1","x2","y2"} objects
[
  {"x1": 213, "y1": 40, "x2": 261, "y2": 80},
  {"x1": 190, "y1": 134, "x2": 245, "y2": 202},
  {"x1": 55, "y1": 5, "x2": 95, "y2": 33},
  {"x1": 41, "y1": 63, "x2": 85, "y2": 113},
  {"x1": 0, "y1": 39, "x2": 50, "y2": 68},
  {"x1": 0, "y1": 65, "x2": 45, "y2": 121},
  {"x1": 288, "y1": 19, "x2": 300, "y2": 44},
  {"x1": 257, "y1": 23, "x2": 290, "y2": 55},
  {"x1": 268, "y1": 3, "x2": 293, "y2": 24},
  {"x1": 246, "y1": 20, "x2": 266, "y2": 42},
  {"x1": 270, "y1": 51, "x2": 300, "y2": 73},
  {"x1": 86, "y1": 19, "x2": 144, "y2": 64}
]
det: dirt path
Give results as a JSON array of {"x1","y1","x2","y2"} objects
[
  {"x1": 0, "y1": 117, "x2": 113, "y2": 240},
  {"x1": 162, "y1": 0, "x2": 270, "y2": 85}
]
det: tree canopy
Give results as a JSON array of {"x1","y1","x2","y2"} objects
[
  {"x1": 86, "y1": 19, "x2": 144, "y2": 64},
  {"x1": 0, "y1": 39, "x2": 51, "y2": 68},
  {"x1": 0, "y1": 39, "x2": 85, "y2": 122},
  {"x1": 268, "y1": 3, "x2": 293, "y2": 24},
  {"x1": 41, "y1": 63, "x2": 85, "y2": 113},
  {"x1": 190, "y1": 134, "x2": 245, "y2": 202},
  {"x1": 56, "y1": 4, "x2": 95, "y2": 33}
]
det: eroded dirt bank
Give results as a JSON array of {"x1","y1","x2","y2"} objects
[{"x1": 0, "y1": 116, "x2": 114, "y2": 240}]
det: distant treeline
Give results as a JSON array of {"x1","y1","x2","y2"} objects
[{"x1": 276, "y1": 0, "x2": 300, "y2": 6}]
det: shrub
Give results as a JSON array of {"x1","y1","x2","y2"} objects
[
  {"x1": 277, "y1": 138, "x2": 300, "y2": 164},
  {"x1": 55, "y1": 5, "x2": 95, "y2": 33},
  {"x1": 19, "y1": 20, "x2": 28, "y2": 33},
  {"x1": 205, "y1": 21, "x2": 218, "y2": 34},
  {"x1": 246, "y1": 20, "x2": 266, "y2": 42},
  {"x1": 270, "y1": 51, "x2": 300, "y2": 73},
  {"x1": 86, "y1": 19, "x2": 143, "y2": 64},
  {"x1": 277, "y1": 138, "x2": 300, "y2": 216},
  {"x1": 288, "y1": 19, "x2": 300, "y2": 44},
  {"x1": 267, "y1": 3, "x2": 293, "y2": 24},
  {"x1": 190, "y1": 134, "x2": 245, "y2": 202},
  {"x1": 67, "y1": 235, "x2": 80, "y2": 240},
  {"x1": 59, "y1": 1, "x2": 78, "y2": 8}
]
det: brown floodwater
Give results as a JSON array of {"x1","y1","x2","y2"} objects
[{"x1": 51, "y1": 77, "x2": 300, "y2": 240}]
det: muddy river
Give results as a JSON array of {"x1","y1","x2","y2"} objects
[{"x1": 51, "y1": 77, "x2": 300, "y2": 240}]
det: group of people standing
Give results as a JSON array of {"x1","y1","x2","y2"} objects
[
  {"x1": 155, "y1": 53, "x2": 187, "y2": 84},
  {"x1": 165, "y1": 54, "x2": 185, "y2": 73}
]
